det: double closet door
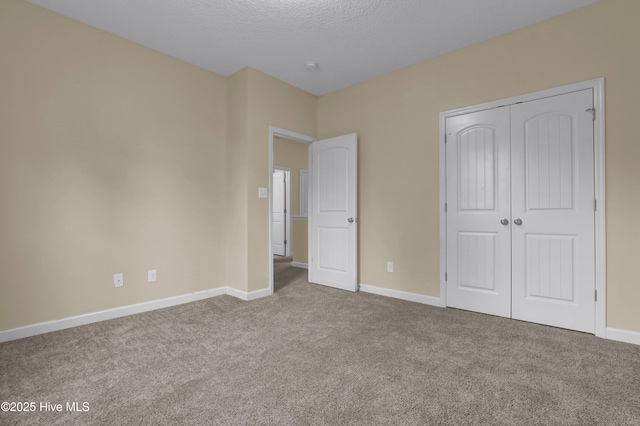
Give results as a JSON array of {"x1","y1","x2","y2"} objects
[{"x1": 445, "y1": 89, "x2": 596, "y2": 333}]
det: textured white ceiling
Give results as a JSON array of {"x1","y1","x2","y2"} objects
[{"x1": 27, "y1": 0, "x2": 599, "y2": 96}]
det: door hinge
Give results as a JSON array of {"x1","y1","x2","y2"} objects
[
  {"x1": 595, "y1": 289, "x2": 598, "y2": 302},
  {"x1": 284, "y1": 239, "x2": 287, "y2": 244},
  {"x1": 444, "y1": 203, "x2": 448, "y2": 212},
  {"x1": 445, "y1": 134, "x2": 448, "y2": 144},
  {"x1": 445, "y1": 272, "x2": 448, "y2": 281},
  {"x1": 594, "y1": 199, "x2": 597, "y2": 211},
  {"x1": 587, "y1": 108, "x2": 596, "y2": 121},
  {"x1": 284, "y1": 208, "x2": 287, "y2": 213}
]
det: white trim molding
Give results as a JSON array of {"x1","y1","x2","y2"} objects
[
  {"x1": 225, "y1": 287, "x2": 271, "y2": 301},
  {"x1": 4, "y1": 283, "x2": 637, "y2": 347},
  {"x1": 606, "y1": 328, "x2": 640, "y2": 346},
  {"x1": 439, "y1": 78, "x2": 606, "y2": 337},
  {"x1": 0, "y1": 287, "x2": 227, "y2": 343},
  {"x1": 592, "y1": 80, "x2": 607, "y2": 338},
  {"x1": 292, "y1": 216, "x2": 308, "y2": 221},
  {"x1": 0, "y1": 286, "x2": 276, "y2": 343},
  {"x1": 299, "y1": 169, "x2": 309, "y2": 217},
  {"x1": 359, "y1": 283, "x2": 443, "y2": 307},
  {"x1": 291, "y1": 262, "x2": 308, "y2": 269}
]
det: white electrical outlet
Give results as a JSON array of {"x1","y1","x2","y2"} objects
[
  {"x1": 148, "y1": 269, "x2": 157, "y2": 283},
  {"x1": 114, "y1": 273, "x2": 124, "y2": 287},
  {"x1": 387, "y1": 262, "x2": 394, "y2": 273}
]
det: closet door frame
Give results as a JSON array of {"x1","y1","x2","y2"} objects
[{"x1": 439, "y1": 78, "x2": 606, "y2": 337}]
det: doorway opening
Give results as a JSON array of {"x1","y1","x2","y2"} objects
[
  {"x1": 268, "y1": 127, "x2": 315, "y2": 294},
  {"x1": 268, "y1": 127, "x2": 360, "y2": 295}
]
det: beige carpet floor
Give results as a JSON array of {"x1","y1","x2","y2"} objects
[{"x1": 1, "y1": 256, "x2": 639, "y2": 425}]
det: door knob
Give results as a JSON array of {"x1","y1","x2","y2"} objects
[
  {"x1": 348, "y1": 217, "x2": 355, "y2": 223},
  {"x1": 514, "y1": 218, "x2": 523, "y2": 225},
  {"x1": 500, "y1": 218, "x2": 509, "y2": 225}
]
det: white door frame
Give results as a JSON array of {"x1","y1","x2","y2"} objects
[
  {"x1": 269, "y1": 126, "x2": 316, "y2": 295},
  {"x1": 439, "y1": 78, "x2": 606, "y2": 337},
  {"x1": 273, "y1": 166, "x2": 292, "y2": 257}
]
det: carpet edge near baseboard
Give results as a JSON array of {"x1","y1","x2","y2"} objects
[
  {"x1": 3, "y1": 283, "x2": 639, "y2": 348},
  {"x1": 0, "y1": 287, "x2": 228, "y2": 343}
]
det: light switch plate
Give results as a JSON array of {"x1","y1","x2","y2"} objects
[
  {"x1": 258, "y1": 187, "x2": 268, "y2": 198},
  {"x1": 114, "y1": 273, "x2": 124, "y2": 287}
]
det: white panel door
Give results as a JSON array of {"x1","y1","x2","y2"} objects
[
  {"x1": 309, "y1": 134, "x2": 358, "y2": 291},
  {"x1": 511, "y1": 90, "x2": 595, "y2": 333},
  {"x1": 272, "y1": 170, "x2": 286, "y2": 256},
  {"x1": 446, "y1": 108, "x2": 512, "y2": 317}
]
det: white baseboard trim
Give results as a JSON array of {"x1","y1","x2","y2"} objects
[
  {"x1": 225, "y1": 287, "x2": 272, "y2": 301},
  {"x1": 0, "y1": 285, "x2": 278, "y2": 343},
  {"x1": 291, "y1": 262, "x2": 308, "y2": 269},
  {"x1": 359, "y1": 283, "x2": 443, "y2": 307},
  {"x1": 10, "y1": 284, "x2": 635, "y2": 347},
  {"x1": 224, "y1": 287, "x2": 247, "y2": 300},
  {"x1": 606, "y1": 327, "x2": 640, "y2": 346},
  {"x1": 0, "y1": 287, "x2": 227, "y2": 344},
  {"x1": 246, "y1": 287, "x2": 272, "y2": 300}
]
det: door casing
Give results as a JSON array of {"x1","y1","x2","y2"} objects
[{"x1": 439, "y1": 78, "x2": 606, "y2": 337}]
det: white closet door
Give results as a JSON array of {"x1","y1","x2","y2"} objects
[
  {"x1": 510, "y1": 90, "x2": 595, "y2": 333},
  {"x1": 272, "y1": 170, "x2": 286, "y2": 256},
  {"x1": 446, "y1": 108, "x2": 512, "y2": 318}
]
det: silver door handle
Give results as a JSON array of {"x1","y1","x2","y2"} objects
[
  {"x1": 348, "y1": 217, "x2": 355, "y2": 223},
  {"x1": 514, "y1": 218, "x2": 523, "y2": 225},
  {"x1": 500, "y1": 218, "x2": 509, "y2": 225}
]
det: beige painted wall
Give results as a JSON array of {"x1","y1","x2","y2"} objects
[
  {"x1": 4, "y1": 0, "x2": 639, "y2": 337},
  {"x1": 0, "y1": 2, "x2": 317, "y2": 329},
  {"x1": 225, "y1": 68, "x2": 316, "y2": 293},
  {"x1": 225, "y1": 69, "x2": 250, "y2": 292},
  {"x1": 0, "y1": 0, "x2": 228, "y2": 330},
  {"x1": 245, "y1": 69, "x2": 317, "y2": 292},
  {"x1": 274, "y1": 136, "x2": 309, "y2": 264},
  {"x1": 318, "y1": 0, "x2": 640, "y2": 332}
]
